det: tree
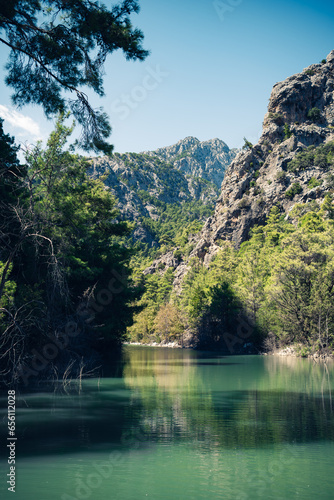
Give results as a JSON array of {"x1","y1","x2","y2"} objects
[
  {"x1": 307, "y1": 107, "x2": 322, "y2": 123},
  {"x1": 269, "y1": 230, "x2": 334, "y2": 348},
  {"x1": 23, "y1": 114, "x2": 136, "y2": 342},
  {"x1": 0, "y1": 0, "x2": 149, "y2": 153},
  {"x1": 0, "y1": 118, "x2": 27, "y2": 306},
  {"x1": 0, "y1": 116, "x2": 139, "y2": 383},
  {"x1": 153, "y1": 303, "x2": 184, "y2": 343},
  {"x1": 242, "y1": 137, "x2": 253, "y2": 150}
]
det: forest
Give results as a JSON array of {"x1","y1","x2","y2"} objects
[{"x1": 1, "y1": 1, "x2": 334, "y2": 387}]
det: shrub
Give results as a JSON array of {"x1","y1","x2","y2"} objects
[
  {"x1": 308, "y1": 177, "x2": 322, "y2": 189},
  {"x1": 285, "y1": 182, "x2": 303, "y2": 199},
  {"x1": 267, "y1": 113, "x2": 284, "y2": 125},
  {"x1": 304, "y1": 69, "x2": 315, "y2": 76},
  {"x1": 242, "y1": 137, "x2": 253, "y2": 150},
  {"x1": 250, "y1": 180, "x2": 256, "y2": 188},
  {"x1": 237, "y1": 197, "x2": 250, "y2": 209},
  {"x1": 173, "y1": 249, "x2": 182, "y2": 261},
  {"x1": 307, "y1": 107, "x2": 321, "y2": 122},
  {"x1": 287, "y1": 141, "x2": 334, "y2": 172},
  {"x1": 284, "y1": 123, "x2": 292, "y2": 139},
  {"x1": 276, "y1": 171, "x2": 287, "y2": 182}
]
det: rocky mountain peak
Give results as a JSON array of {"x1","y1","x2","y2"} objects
[
  {"x1": 263, "y1": 51, "x2": 334, "y2": 132},
  {"x1": 145, "y1": 51, "x2": 334, "y2": 288},
  {"x1": 144, "y1": 136, "x2": 200, "y2": 160},
  {"x1": 90, "y1": 136, "x2": 238, "y2": 246}
]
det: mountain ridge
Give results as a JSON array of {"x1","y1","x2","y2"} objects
[
  {"x1": 90, "y1": 136, "x2": 238, "y2": 246},
  {"x1": 144, "y1": 50, "x2": 334, "y2": 290}
]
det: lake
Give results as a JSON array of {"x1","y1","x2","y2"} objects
[{"x1": 1, "y1": 346, "x2": 334, "y2": 499}]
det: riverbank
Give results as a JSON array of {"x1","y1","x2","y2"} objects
[
  {"x1": 124, "y1": 341, "x2": 183, "y2": 348},
  {"x1": 124, "y1": 341, "x2": 334, "y2": 360},
  {"x1": 272, "y1": 344, "x2": 334, "y2": 361}
]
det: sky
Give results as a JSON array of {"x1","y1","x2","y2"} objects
[{"x1": 0, "y1": 0, "x2": 334, "y2": 155}]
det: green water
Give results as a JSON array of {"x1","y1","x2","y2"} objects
[{"x1": 1, "y1": 347, "x2": 334, "y2": 499}]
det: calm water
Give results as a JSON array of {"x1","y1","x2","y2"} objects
[{"x1": 1, "y1": 347, "x2": 334, "y2": 499}]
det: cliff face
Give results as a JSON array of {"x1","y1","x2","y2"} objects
[
  {"x1": 90, "y1": 137, "x2": 237, "y2": 244},
  {"x1": 145, "y1": 51, "x2": 334, "y2": 286}
]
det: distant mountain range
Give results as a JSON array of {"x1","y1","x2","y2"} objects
[{"x1": 90, "y1": 137, "x2": 238, "y2": 245}]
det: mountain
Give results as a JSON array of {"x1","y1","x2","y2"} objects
[
  {"x1": 145, "y1": 50, "x2": 334, "y2": 288},
  {"x1": 89, "y1": 137, "x2": 238, "y2": 246}
]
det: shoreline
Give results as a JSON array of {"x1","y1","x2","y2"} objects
[
  {"x1": 272, "y1": 345, "x2": 334, "y2": 362},
  {"x1": 123, "y1": 341, "x2": 183, "y2": 349},
  {"x1": 124, "y1": 342, "x2": 334, "y2": 360}
]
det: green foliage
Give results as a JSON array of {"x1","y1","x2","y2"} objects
[
  {"x1": 275, "y1": 171, "x2": 286, "y2": 182},
  {"x1": 237, "y1": 196, "x2": 250, "y2": 209},
  {"x1": 285, "y1": 182, "x2": 302, "y2": 199},
  {"x1": 0, "y1": 262, "x2": 16, "y2": 311},
  {"x1": 242, "y1": 137, "x2": 253, "y2": 150},
  {"x1": 267, "y1": 113, "x2": 284, "y2": 125},
  {"x1": 0, "y1": 116, "x2": 138, "y2": 382},
  {"x1": 308, "y1": 177, "x2": 322, "y2": 189},
  {"x1": 284, "y1": 123, "x2": 292, "y2": 139},
  {"x1": 307, "y1": 107, "x2": 322, "y2": 123},
  {"x1": 298, "y1": 212, "x2": 325, "y2": 232},
  {"x1": 140, "y1": 200, "x2": 213, "y2": 253},
  {"x1": 0, "y1": 0, "x2": 148, "y2": 153},
  {"x1": 287, "y1": 141, "x2": 334, "y2": 172},
  {"x1": 130, "y1": 186, "x2": 334, "y2": 355}
]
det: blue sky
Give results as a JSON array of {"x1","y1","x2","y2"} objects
[{"x1": 0, "y1": 0, "x2": 334, "y2": 154}]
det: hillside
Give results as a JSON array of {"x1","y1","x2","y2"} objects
[
  {"x1": 129, "y1": 50, "x2": 334, "y2": 355},
  {"x1": 146, "y1": 50, "x2": 334, "y2": 286},
  {"x1": 90, "y1": 137, "x2": 238, "y2": 247}
]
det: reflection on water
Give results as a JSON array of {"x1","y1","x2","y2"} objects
[
  {"x1": 0, "y1": 347, "x2": 334, "y2": 500},
  {"x1": 122, "y1": 347, "x2": 334, "y2": 449}
]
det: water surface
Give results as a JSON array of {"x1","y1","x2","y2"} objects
[{"x1": 1, "y1": 347, "x2": 334, "y2": 499}]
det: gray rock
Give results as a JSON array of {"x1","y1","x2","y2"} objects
[
  {"x1": 152, "y1": 50, "x2": 334, "y2": 293},
  {"x1": 89, "y1": 137, "x2": 238, "y2": 245}
]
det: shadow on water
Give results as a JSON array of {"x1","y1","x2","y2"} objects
[{"x1": 0, "y1": 347, "x2": 333, "y2": 458}]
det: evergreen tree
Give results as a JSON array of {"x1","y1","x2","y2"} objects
[{"x1": 0, "y1": 0, "x2": 148, "y2": 153}]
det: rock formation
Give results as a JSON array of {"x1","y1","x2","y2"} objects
[
  {"x1": 145, "y1": 50, "x2": 334, "y2": 289},
  {"x1": 89, "y1": 137, "x2": 238, "y2": 244}
]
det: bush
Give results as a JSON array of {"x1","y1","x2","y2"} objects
[
  {"x1": 284, "y1": 123, "x2": 292, "y2": 139},
  {"x1": 267, "y1": 113, "x2": 284, "y2": 125},
  {"x1": 237, "y1": 197, "x2": 250, "y2": 209},
  {"x1": 173, "y1": 249, "x2": 182, "y2": 261},
  {"x1": 276, "y1": 171, "x2": 287, "y2": 182},
  {"x1": 242, "y1": 137, "x2": 253, "y2": 150},
  {"x1": 285, "y1": 182, "x2": 303, "y2": 199},
  {"x1": 308, "y1": 177, "x2": 322, "y2": 189},
  {"x1": 307, "y1": 107, "x2": 321, "y2": 122},
  {"x1": 287, "y1": 141, "x2": 334, "y2": 172}
]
